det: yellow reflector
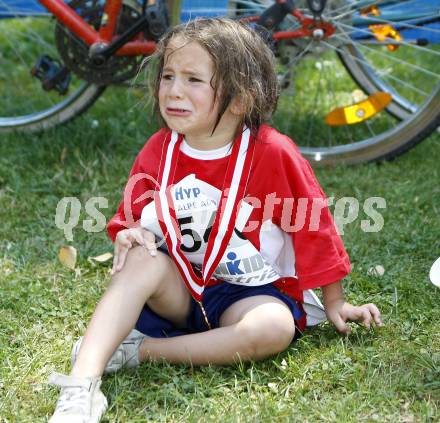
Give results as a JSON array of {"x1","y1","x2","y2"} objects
[
  {"x1": 369, "y1": 24, "x2": 403, "y2": 51},
  {"x1": 325, "y1": 92, "x2": 392, "y2": 126},
  {"x1": 361, "y1": 5, "x2": 380, "y2": 16}
]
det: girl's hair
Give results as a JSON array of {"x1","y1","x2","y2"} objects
[{"x1": 151, "y1": 17, "x2": 279, "y2": 134}]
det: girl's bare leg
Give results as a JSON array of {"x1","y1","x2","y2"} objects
[
  {"x1": 138, "y1": 295, "x2": 296, "y2": 365},
  {"x1": 73, "y1": 244, "x2": 296, "y2": 375},
  {"x1": 71, "y1": 246, "x2": 191, "y2": 377}
]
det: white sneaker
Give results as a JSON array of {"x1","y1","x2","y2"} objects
[
  {"x1": 71, "y1": 329, "x2": 147, "y2": 374},
  {"x1": 48, "y1": 372, "x2": 108, "y2": 423}
]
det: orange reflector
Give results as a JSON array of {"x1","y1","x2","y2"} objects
[
  {"x1": 361, "y1": 5, "x2": 380, "y2": 16},
  {"x1": 369, "y1": 24, "x2": 403, "y2": 51},
  {"x1": 325, "y1": 92, "x2": 392, "y2": 126}
]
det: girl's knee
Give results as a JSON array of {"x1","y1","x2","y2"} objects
[
  {"x1": 125, "y1": 245, "x2": 156, "y2": 265},
  {"x1": 125, "y1": 246, "x2": 167, "y2": 271},
  {"x1": 239, "y1": 309, "x2": 295, "y2": 358},
  {"x1": 112, "y1": 246, "x2": 170, "y2": 287}
]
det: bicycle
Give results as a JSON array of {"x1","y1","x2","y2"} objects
[{"x1": 0, "y1": 0, "x2": 439, "y2": 165}]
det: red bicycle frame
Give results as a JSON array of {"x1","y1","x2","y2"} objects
[
  {"x1": 38, "y1": 0, "x2": 156, "y2": 55},
  {"x1": 244, "y1": 11, "x2": 335, "y2": 40},
  {"x1": 38, "y1": 0, "x2": 335, "y2": 56}
]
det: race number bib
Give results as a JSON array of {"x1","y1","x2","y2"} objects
[{"x1": 141, "y1": 174, "x2": 280, "y2": 286}]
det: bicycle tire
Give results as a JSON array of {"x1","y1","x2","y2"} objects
[
  {"x1": 298, "y1": 88, "x2": 440, "y2": 164},
  {"x1": 227, "y1": 0, "x2": 440, "y2": 165},
  {"x1": 0, "y1": 2, "x2": 104, "y2": 134},
  {"x1": 334, "y1": 43, "x2": 440, "y2": 163}
]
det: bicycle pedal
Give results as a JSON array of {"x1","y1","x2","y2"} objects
[
  {"x1": 144, "y1": 0, "x2": 169, "y2": 40},
  {"x1": 257, "y1": 0, "x2": 294, "y2": 30},
  {"x1": 31, "y1": 55, "x2": 72, "y2": 95}
]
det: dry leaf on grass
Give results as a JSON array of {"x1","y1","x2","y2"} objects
[
  {"x1": 88, "y1": 252, "x2": 113, "y2": 263},
  {"x1": 59, "y1": 246, "x2": 77, "y2": 270},
  {"x1": 367, "y1": 265, "x2": 385, "y2": 277}
]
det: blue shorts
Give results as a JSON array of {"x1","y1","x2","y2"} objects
[{"x1": 135, "y1": 282, "x2": 304, "y2": 341}]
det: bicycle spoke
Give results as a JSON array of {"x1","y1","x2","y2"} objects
[
  {"x1": 329, "y1": 32, "x2": 439, "y2": 79},
  {"x1": 321, "y1": 37, "x2": 431, "y2": 98},
  {"x1": 0, "y1": 31, "x2": 53, "y2": 111},
  {"x1": 335, "y1": 25, "x2": 439, "y2": 94},
  {"x1": 325, "y1": 0, "x2": 374, "y2": 19},
  {"x1": 361, "y1": 14, "x2": 440, "y2": 34},
  {"x1": 236, "y1": 0, "x2": 440, "y2": 162},
  {"x1": 4, "y1": 33, "x2": 58, "y2": 112},
  {"x1": 342, "y1": 115, "x2": 355, "y2": 145},
  {"x1": 1, "y1": 0, "x2": 438, "y2": 162},
  {"x1": 365, "y1": 118, "x2": 377, "y2": 138},
  {"x1": 324, "y1": 62, "x2": 339, "y2": 148},
  {"x1": 327, "y1": 121, "x2": 333, "y2": 147},
  {"x1": 235, "y1": 0, "x2": 268, "y2": 7},
  {"x1": 0, "y1": 5, "x2": 102, "y2": 130},
  {"x1": 0, "y1": 0, "x2": 50, "y2": 17},
  {"x1": 5, "y1": 1, "x2": 135, "y2": 59},
  {"x1": 277, "y1": 41, "x2": 314, "y2": 86},
  {"x1": 331, "y1": 30, "x2": 432, "y2": 89},
  {"x1": 307, "y1": 61, "x2": 325, "y2": 143},
  {"x1": 324, "y1": 0, "x2": 357, "y2": 16},
  {"x1": 7, "y1": 26, "x2": 56, "y2": 52},
  {"x1": 226, "y1": 0, "x2": 267, "y2": 15},
  {"x1": 328, "y1": 0, "x2": 422, "y2": 21},
  {"x1": 3, "y1": 31, "x2": 28, "y2": 70},
  {"x1": 0, "y1": 11, "x2": 50, "y2": 17},
  {"x1": 335, "y1": 21, "x2": 440, "y2": 56}
]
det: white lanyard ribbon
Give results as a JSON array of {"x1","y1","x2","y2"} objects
[{"x1": 154, "y1": 128, "x2": 254, "y2": 301}]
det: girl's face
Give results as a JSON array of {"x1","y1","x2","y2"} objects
[{"x1": 158, "y1": 37, "x2": 240, "y2": 148}]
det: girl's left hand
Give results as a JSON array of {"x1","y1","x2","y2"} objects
[{"x1": 325, "y1": 299, "x2": 382, "y2": 334}]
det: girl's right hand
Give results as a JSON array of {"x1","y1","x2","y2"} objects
[{"x1": 111, "y1": 227, "x2": 157, "y2": 275}]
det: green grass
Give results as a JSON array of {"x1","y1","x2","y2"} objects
[{"x1": 0, "y1": 87, "x2": 439, "y2": 422}]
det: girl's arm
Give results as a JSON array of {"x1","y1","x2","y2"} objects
[{"x1": 321, "y1": 281, "x2": 382, "y2": 334}]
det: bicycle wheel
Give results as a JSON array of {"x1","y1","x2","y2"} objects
[
  {"x1": 0, "y1": 1, "x2": 104, "y2": 134},
  {"x1": 226, "y1": 0, "x2": 440, "y2": 165}
]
